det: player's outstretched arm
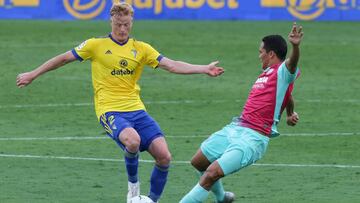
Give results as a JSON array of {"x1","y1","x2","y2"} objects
[
  {"x1": 285, "y1": 22, "x2": 304, "y2": 74},
  {"x1": 16, "y1": 51, "x2": 77, "y2": 88},
  {"x1": 286, "y1": 95, "x2": 299, "y2": 126},
  {"x1": 158, "y1": 57, "x2": 224, "y2": 77}
]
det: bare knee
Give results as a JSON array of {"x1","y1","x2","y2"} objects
[
  {"x1": 119, "y1": 128, "x2": 141, "y2": 152},
  {"x1": 200, "y1": 162, "x2": 224, "y2": 189},
  {"x1": 204, "y1": 168, "x2": 223, "y2": 182},
  {"x1": 155, "y1": 151, "x2": 172, "y2": 166},
  {"x1": 125, "y1": 138, "x2": 140, "y2": 152}
]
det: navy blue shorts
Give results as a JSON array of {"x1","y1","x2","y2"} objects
[{"x1": 100, "y1": 110, "x2": 164, "y2": 152}]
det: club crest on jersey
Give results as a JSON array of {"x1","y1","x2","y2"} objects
[{"x1": 131, "y1": 49, "x2": 137, "y2": 58}]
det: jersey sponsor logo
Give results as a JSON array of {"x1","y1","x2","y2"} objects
[
  {"x1": 255, "y1": 76, "x2": 269, "y2": 84},
  {"x1": 63, "y1": 0, "x2": 106, "y2": 20},
  {"x1": 119, "y1": 59, "x2": 128, "y2": 68},
  {"x1": 111, "y1": 68, "x2": 134, "y2": 76},
  {"x1": 253, "y1": 76, "x2": 268, "y2": 89},
  {"x1": 112, "y1": 59, "x2": 134, "y2": 76}
]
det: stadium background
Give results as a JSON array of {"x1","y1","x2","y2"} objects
[
  {"x1": 1, "y1": 0, "x2": 360, "y2": 203},
  {"x1": 1, "y1": 0, "x2": 360, "y2": 20}
]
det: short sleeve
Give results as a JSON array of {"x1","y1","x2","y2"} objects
[
  {"x1": 142, "y1": 42, "x2": 162, "y2": 68},
  {"x1": 278, "y1": 61, "x2": 300, "y2": 84},
  {"x1": 72, "y1": 39, "x2": 95, "y2": 62}
]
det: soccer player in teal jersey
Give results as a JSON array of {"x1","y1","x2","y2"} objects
[
  {"x1": 180, "y1": 23, "x2": 303, "y2": 203},
  {"x1": 16, "y1": 2, "x2": 224, "y2": 203}
]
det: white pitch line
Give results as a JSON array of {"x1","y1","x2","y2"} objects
[
  {"x1": 0, "y1": 132, "x2": 359, "y2": 141},
  {"x1": 1, "y1": 154, "x2": 359, "y2": 169},
  {"x1": 254, "y1": 163, "x2": 360, "y2": 169},
  {"x1": 1, "y1": 42, "x2": 81, "y2": 48},
  {"x1": 0, "y1": 102, "x2": 93, "y2": 109},
  {"x1": 282, "y1": 132, "x2": 360, "y2": 136},
  {"x1": 0, "y1": 99, "x2": 359, "y2": 109},
  {"x1": 0, "y1": 136, "x2": 108, "y2": 141}
]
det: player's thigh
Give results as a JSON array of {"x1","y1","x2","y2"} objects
[
  {"x1": 218, "y1": 128, "x2": 269, "y2": 175},
  {"x1": 99, "y1": 112, "x2": 136, "y2": 150},
  {"x1": 217, "y1": 146, "x2": 253, "y2": 176},
  {"x1": 119, "y1": 127, "x2": 141, "y2": 149},
  {"x1": 191, "y1": 149, "x2": 212, "y2": 172},
  {"x1": 200, "y1": 125, "x2": 233, "y2": 163},
  {"x1": 133, "y1": 111, "x2": 164, "y2": 152}
]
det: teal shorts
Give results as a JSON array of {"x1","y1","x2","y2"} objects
[{"x1": 200, "y1": 120, "x2": 269, "y2": 175}]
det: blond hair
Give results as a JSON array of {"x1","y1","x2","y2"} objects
[{"x1": 110, "y1": 2, "x2": 134, "y2": 17}]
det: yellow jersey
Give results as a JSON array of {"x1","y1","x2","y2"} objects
[{"x1": 72, "y1": 34, "x2": 162, "y2": 119}]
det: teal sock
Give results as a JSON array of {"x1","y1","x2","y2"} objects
[
  {"x1": 180, "y1": 183, "x2": 209, "y2": 203},
  {"x1": 211, "y1": 180, "x2": 225, "y2": 202},
  {"x1": 197, "y1": 170, "x2": 225, "y2": 202}
]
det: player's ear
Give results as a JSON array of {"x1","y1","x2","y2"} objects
[{"x1": 269, "y1": 50, "x2": 276, "y2": 59}]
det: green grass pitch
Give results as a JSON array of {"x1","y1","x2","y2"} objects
[{"x1": 0, "y1": 20, "x2": 360, "y2": 203}]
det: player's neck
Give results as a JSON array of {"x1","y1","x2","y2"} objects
[
  {"x1": 267, "y1": 58, "x2": 282, "y2": 67},
  {"x1": 110, "y1": 33, "x2": 129, "y2": 44}
]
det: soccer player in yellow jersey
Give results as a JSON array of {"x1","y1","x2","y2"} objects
[{"x1": 16, "y1": 2, "x2": 223, "y2": 203}]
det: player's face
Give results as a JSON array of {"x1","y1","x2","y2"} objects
[
  {"x1": 111, "y1": 15, "x2": 133, "y2": 43},
  {"x1": 259, "y1": 42, "x2": 270, "y2": 69}
]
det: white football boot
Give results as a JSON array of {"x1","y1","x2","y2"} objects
[{"x1": 127, "y1": 181, "x2": 140, "y2": 203}]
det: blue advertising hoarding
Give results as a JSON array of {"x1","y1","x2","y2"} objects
[{"x1": 0, "y1": 0, "x2": 360, "y2": 21}]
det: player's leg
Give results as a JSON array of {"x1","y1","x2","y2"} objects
[
  {"x1": 133, "y1": 110, "x2": 170, "y2": 202},
  {"x1": 100, "y1": 112, "x2": 141, "y2": 202},
  {"x1": 191, "y1": 150, "x2": 227, "y2": 203},
  {"x1": 182, "y1": 145, "x2": 252, "y2": 203},
  {"x1": 147, "y1": 137, "x2": 171, "y2": 202},
  {"x1": 191, "y1": 149, "x2": 211, "y2": 171},
  {"x1": 181, "y1": 121, "x2": 266, "y2": 203},
  {"x1": 180, "y1": 160, "x2": 224, "y2": 203},
  {"x1": 180, "y1": 126, "x2": 232, "y2": 203},
  {"x1": 216, "y1": 126, "x2": 269, "y2": 177},
  {"x1": 208, "y1": 127, "x2": 269, "y2": 202},
  {"x1": 119, "y1": 127, "x2": 141, "y2": 201}
]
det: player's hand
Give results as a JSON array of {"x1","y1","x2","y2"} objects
[
  {"x1": 288, "y1": 22, "x2": 304, "y2": 46},
  {"x1": 206, "y1": 61, "x2": 224, "y2": 77},
  {"x1": 16, "y1": 72, "x2": 35, "y2": 88},
  {"x1": 286, "y1": 112, "x2": 299, "y2": 126}
]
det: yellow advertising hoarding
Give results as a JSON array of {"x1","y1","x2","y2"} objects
[
  {"x1": 0, "y1": 0, "x2": 39, "y2": 6},
  {"x1": 262, "y1": 0, "x2": 336, "y2": 9}
]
